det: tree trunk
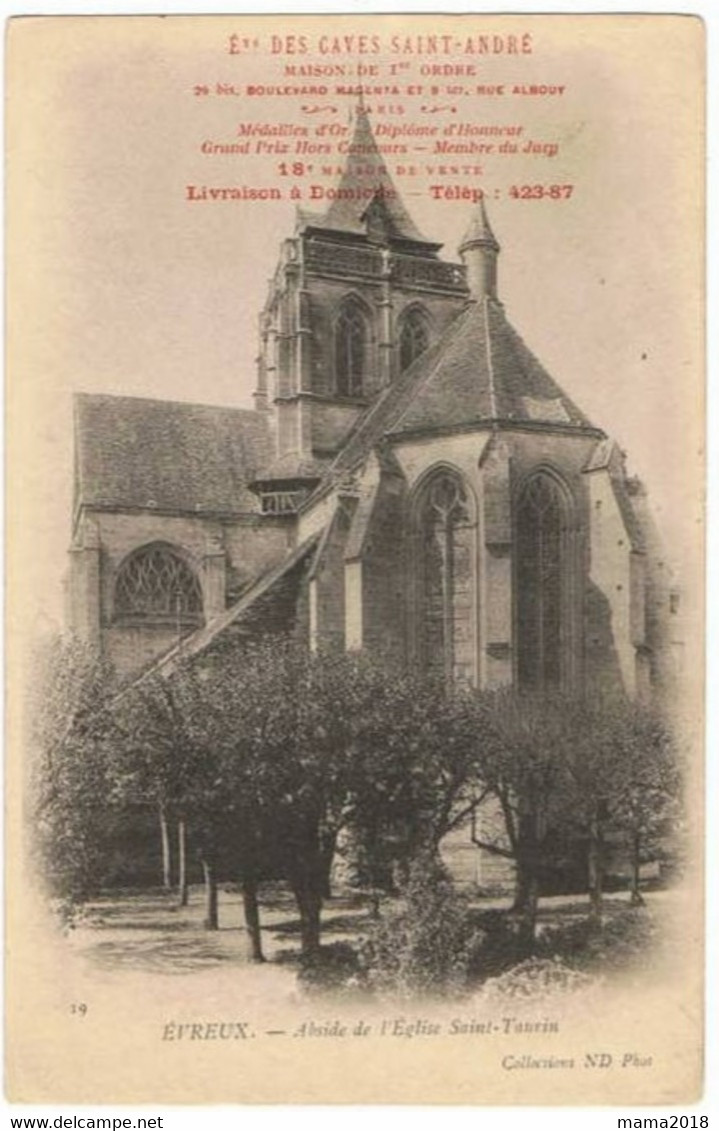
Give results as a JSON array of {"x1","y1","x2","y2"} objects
[
  {"x1": 201, "y1": 857, "x2": 218, "y2": 930},
  {"x1": 629, "y1": 831, "x2": 645, "y2": 906},
  {"x1": 512, "y1": 814, "x2": 540, "y2": 952},
  {"x1": 159, "y1": 805, "x2": 172, "y2": 891},
  {"x1": 242, "y1": 877, "x2": 265, "y2": 963},
  {"x1": 516, "y1": 871, "x2": 539, "y2": 953},
  {"x1": 177, "y1": 819, "x2": 189, "y2": 908},
  {"x1": 290, "y1": 869, "x2": 323, "y2": 959},
  {"x1": 512, "y1": 861, "x2": 533, "y2": 913},
  {"x1": 318, "y1": 827, "x2": 338, "y2": 900},
  {"x1": 298, "y1": 889, "x2": 322, "y2": 958},
  {"x1": 588, "y1": 809, "x2": 604, "y2": 925}
]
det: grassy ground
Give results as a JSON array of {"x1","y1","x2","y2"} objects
[
  {"x1": 70, "y1": 884, "x2": 373, "y2": 974},
  {"x1": 66, "y1": 882, "x2": 681, "y2": 994}
]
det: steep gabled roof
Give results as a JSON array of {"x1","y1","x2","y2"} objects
[
  {"x1": 313, "y1": 296, "x2": 601, "y2": 492},
  {"x1": 295, "y1": 106, "x2": 440, "y2": 251},
  {"x1": 318, "y1": 308, "x2": 473, "y2": 479},
  {"x1": 74, "y1": 393, "x2": 271, "y2": 517},
  {"x1": 389, "y1": 297, "x2": 596, "y2": 437}
]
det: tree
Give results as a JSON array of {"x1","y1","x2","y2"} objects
[
  {"x1": 587, "y1": 699, "x2": 682, "y2": 907},
  {"x1": 474, "y1": 691, "x2": 683, "y2": 941},
  {"x1": 193, "y1": 642, "x2": 491, "y2": 959},
  {"x1": 472, "y1": 691, "x2": 578, "y2": 949},
  {"x1": 548, "y1": 695, "x2": 683, "y2": 920},
  {"x1": 30, "y1": 634, "x2": 117, "y2": 908},
  {"x1": 341, "y1": 665, "x2": 493, "y2": 892},
  {"x1": 200, "y1": 639, "x2": 357, "y2": 959},
  {"x1": 106, "y1": 664, "x2": 224, "y2": 923}
]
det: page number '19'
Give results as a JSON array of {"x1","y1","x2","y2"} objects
[{"x1": 70, "y1": 1002, "x2": 88, "y2": 1016}]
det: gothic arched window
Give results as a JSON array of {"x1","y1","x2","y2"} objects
[
  {"x1": 114, "y1": 544, "x2": 203, "y2": 625},
  {"x1": 335, "y1": 299, "x2": 368, "y2": 397},
  {"x1": 516, "y1": 472, "x2": 570, "y2": 691},
  {"x1": 417, "y1": 472, "x2": 474, "y2": 682},
  {"x1": 399, "y1": 308, "x2": 430, "y2": 373}
]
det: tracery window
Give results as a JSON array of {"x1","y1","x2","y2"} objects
[
  {"x1": 114, "y1": 545, "x2": 203, "y2": 625},
  {"x1": 399, "y1": 308, "x2": 430, "y2": 373},
  {"x1": 335, "y1": 300, "x2": 367, "y2": 397},
  {"x1": 418, "y1": 472, "x2": 474, "y2": 682},
  {"x1": 516, "y1": 473, "x2": 568, "y2": 691}
]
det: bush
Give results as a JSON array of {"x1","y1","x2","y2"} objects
[
  {"x1": 579, "y1": 907, "x2": 657, "y2": 971},
  {"x1": 360, "y1": 855, "x2": 486, "y2": 998},
  {"x1": 468, "y1": 909, "x2": 527, "y2": 978},
  {"x1": 297, "y1": 942, "x2": 364, "y2": 996},
  {"x1": 534, "y1": 905, "x2": 656, "y2": 973},
  {"x1": 479, "y1": 957, "x2": 595, "y2": 1001}
]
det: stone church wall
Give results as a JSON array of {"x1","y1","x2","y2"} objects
[
  {"x1": 71, "y1": 508, "x2": 294, "y2": 678},
  {"x1": 585, "y1": 469, "x2": 639, "y2": 697},
  {"x1": 357, "y1": 474, "x2": 409, "y2": 660}
]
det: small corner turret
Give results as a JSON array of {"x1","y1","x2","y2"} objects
[{"x1": 459, "y1": 197, "x2": 500, "y2": 301}]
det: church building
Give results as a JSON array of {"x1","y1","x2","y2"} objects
[{"x1": 69, "y1": 106, "x2": 677, "y2": 713}]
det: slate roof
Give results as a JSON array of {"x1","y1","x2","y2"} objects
[
  {"x1": 74, "y1": 393, "x2": 271, "y2": 516},
  {"x1": 295, "y1": 106, "x2": 439, "y2": 251},
  {"x1": 391, "y1": 298, "x2": 596, "y2": 436},
  {"x1": 251, "y1": 449, "x2": 330, "y2": 485},
  {"x1": 316, "y1": 296, "x2": 602, "y2": 489},
  {"x1": 459, "y1": 198, "x2": 500, "y2": 253}
]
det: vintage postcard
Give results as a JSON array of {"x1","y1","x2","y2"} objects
[{"x1": 5, "y1": 14, "x2": 705, "y2": 1105}]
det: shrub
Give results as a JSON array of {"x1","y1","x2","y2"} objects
[
  {"x1": 296, "y1": 942, "x2": 364, "y2": 996},
  {"x1": 579, "y1": 907, "x2": 656, "y2": 971},
  {"x1": 468, "y1": 909, "x2": 527, "y2": 978},
  {"x1": 479, "y1": 956, "x2": 595, "y2": 1001},
  {"x1": 360, "y1": 854, "x2": 486, "y2": 998},
  {"x1": 534, "y1": 905, "x2": 656, "y2": 973}
]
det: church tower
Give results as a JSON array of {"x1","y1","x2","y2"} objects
[
  {"x1": 69, "y1": 106, "x2": 678, "y2": 710},
  {"x1": 251, "y1": 103, "x2": 469, "y2": 512},
  {"x1": 285, "y1": 183, "x2": 675, "y2": 704}
]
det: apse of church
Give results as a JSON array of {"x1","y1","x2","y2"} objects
[{"x1": 69, "y1": 104, "x2": 677, "y2": 705}]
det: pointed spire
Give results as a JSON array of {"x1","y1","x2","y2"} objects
[
  {"x1": 296, "y1": 97, "x2": 441, "y2": 252},
  {"x1": 459, "y1": 197, "x2": 500, "y2": 300},
  {"x1": 459, "y1": 196, "x2": 500, "y2": 255}
]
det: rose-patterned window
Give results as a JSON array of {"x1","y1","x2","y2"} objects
[{"x1": 114, "y1": 545, "x2": 203, "y2": 625}]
